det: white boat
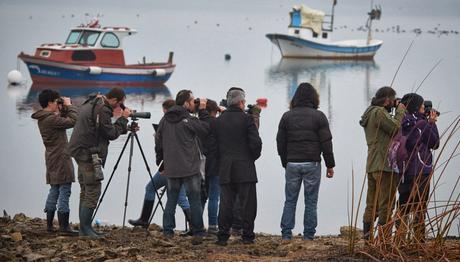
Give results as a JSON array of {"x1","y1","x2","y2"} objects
[{"x1": 266, "y1": 3, "x2": 383, "y2": 59}]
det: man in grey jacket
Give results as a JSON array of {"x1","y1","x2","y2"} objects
[
  {"x1": 68, "y1": 87, "x2": 131, "y2": 237},
  {"x1": 155, "y1": 90, "x2": 209, "y2": 245}
]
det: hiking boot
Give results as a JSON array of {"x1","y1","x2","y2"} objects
[
  {"x1": 191, "y1": 235, "x2": 203, "y2": 245},
  {"x1": 241, "y1": 238, "x2": 255, "y2": 245},
  {"x1": 46, "y1": 210, "x2": 56, "y2": 232},
  {"x1": 215, "y1": 239, "x2": 227, "y2": 246},
  {"x1": 57, "y1": 212, "x2": 79, "y2": 236},
  {"x1": 128, "y1": 200, "x2": 154, "y2": 228}
]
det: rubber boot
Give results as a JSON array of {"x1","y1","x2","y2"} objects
[
  {"x1": 79, "y1": 202, "x2": 104, "y2": 236},
  {"x1": 363, "y1": 222, "x2": 371, "y2": 241},
  {"x1": 79, "y1": 206, "x2": 98, "y2": 238},
  {"x1": 46, "y1": 210, "x2": 56, "y2": 232},
  {"x1": 128, "y1": 200, "x2": 154, "y2": 229},
  {"x1": 180, "y1": 208, "x2": 193, "y2": 237},
  {"x1": 58, "y1": 212, "x2": 79, "y2": 236}
]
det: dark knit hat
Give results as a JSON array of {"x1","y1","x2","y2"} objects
[{"x1": 401, "y1": 93, "x2": 424, "y2": 114}]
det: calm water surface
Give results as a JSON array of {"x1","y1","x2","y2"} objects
[{"x1": 1, "y1": 0, "x2": 459, "y2": 235}]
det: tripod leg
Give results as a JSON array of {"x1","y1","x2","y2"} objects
[
  {"x1": 92, "y1": 132, "x2": 132, "y2": 222},
  {"x1": 133, "y1": 133, "x2": 165, "y2": 212},
  {"x1": 148, "y1": 187, "x2": 167, "y2": 227},
  {"x1": 122, "y1": 132, "x2": 136, "y2": 228}
]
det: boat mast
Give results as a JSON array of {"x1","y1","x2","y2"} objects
[{"x1": 366, "y1": 1, "x2": 382, "y2": 45}]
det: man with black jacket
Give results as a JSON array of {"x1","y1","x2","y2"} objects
[
  {"x1": 155, "y1": 90, "x2": 209, "y2": 245},
  {"x1": 213, "y1": 87, "x2": 262, "y2": 245},
  {"x1": 68, "y1": 87, "x2": 131, "y2": 237}
]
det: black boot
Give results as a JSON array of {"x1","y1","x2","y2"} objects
[
  {"x1": 58, "y1": 212, "x2": 79, "y2": 236},
  {"x1": 128, "y1": 200, "x2": 154, "y2": 228},
  {"x1": 363, "y1": 222, "x2": 372, "y2": 240},
  {"x1": 79, "y1": 206, "x2": 98, "y2": 238},
  {"x1": 46, "y1": 210, "x2": 56, "y2": 232},
  {"x1": 180, "y1": 208, "x2": 193, "y2": 237}
]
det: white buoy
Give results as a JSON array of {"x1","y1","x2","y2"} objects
[{"x1": 7, "y1": 70, "x2": 23, "y2": 85}]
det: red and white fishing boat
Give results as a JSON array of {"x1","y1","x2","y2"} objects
[{"x1": 18, "y1": 19, "x2": 175, "y2": 86}]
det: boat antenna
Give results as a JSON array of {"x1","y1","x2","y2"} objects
[
  {"x1": 390, "y1": 39, "x2": 414, "y2": 87},
  {"x1": 414, "y1": 58, "x2": 443, "y2": 93}
]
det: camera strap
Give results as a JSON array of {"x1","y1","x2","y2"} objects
[{"x1": 90, "y1": 97, "x2": 103, "y2": 152}]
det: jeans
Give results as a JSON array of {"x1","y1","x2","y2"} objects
[
  {"x1": 206, "y1": 175, "x2": 220, "y2": 226},
  {"x1": 145, "y1": 171, "x2": 190, "y2": 210},
  {"x1": 280, "y1": 162, "x2": 321, "y2": 240},
  {"x1": 44, "y1": 183, "x2": 72, "y2": 213},
  {"x1": 163, "y1": 174, "x2": 204, "y2": 236}
]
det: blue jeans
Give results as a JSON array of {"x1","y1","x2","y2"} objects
[
  {"x1": 44, "y1": 183, "x2": 72, "y2": 213},
  {"x1": 207, "y1": 175, "x2": 220, "y2": 226},
  {"x1": 280, "y1": 162, "x2": 321, "y2": 240},
  {"x1": 163, "y1": 174, "x2": 204, "y2": 236},
  {"x1": 145, "y1": 171, "x2": 190, "y2": 210}
]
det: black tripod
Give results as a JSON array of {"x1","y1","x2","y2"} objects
[{"x1": 91, "y1": 119, "x2": 165, "y2": 228}]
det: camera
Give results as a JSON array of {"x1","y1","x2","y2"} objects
[
  {"x1": 120, "y1": 104, "x2": 151, "y2": 119},
  {"x1": 424, "y1": 100, "x2": 440, "y2": 117},
  {"x1": 219, "y1": 99, "x2": 258, "y2": 114},
  {"x1": 56, "y1": 97, "x2": 64, "y2": 105}
]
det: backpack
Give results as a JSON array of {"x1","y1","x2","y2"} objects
[{"x1": 387, "y1": 129, "x2": 409, "y2": 174}]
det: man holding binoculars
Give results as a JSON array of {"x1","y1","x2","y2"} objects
[{"x1": 68, "y1": 87, "x2": 132, "y2": 237}]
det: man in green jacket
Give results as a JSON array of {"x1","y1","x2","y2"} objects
[{"x1": 360, "y1": 86, "x2": 406, "y2": 241}]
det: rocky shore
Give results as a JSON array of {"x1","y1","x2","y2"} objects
[{"x1": 1, "y1": 213, "x2": 459, "y2": 261}]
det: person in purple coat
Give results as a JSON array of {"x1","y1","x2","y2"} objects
[{"x1": 398, "y1": 93, "x2": 439, "y2": 241}]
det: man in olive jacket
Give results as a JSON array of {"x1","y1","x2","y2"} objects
[
  {"x1": 213, "y1": 87, "x2": 262, "y2": 246},
  {"x1": 360, "y1": 86, "x2": 406, "y2": 240},
  {"x1": 32, "y1": 89, "x2": 78, "y2": 235},
  {"x1": 68, "y1": 87, "x2": 131, "y2": 237}
]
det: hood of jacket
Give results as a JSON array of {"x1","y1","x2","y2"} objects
[
  {"x1": 359, "y1": 106, "x2": 380, "y2": 127},
  {"x1": 165, "y1": 105, "x2": 190, "y2": 123},
  {"x1": 31, "y1": 110, "x2": 54, "y2": 120}
]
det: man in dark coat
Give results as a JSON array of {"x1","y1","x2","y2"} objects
[
  {"x1": 213, "y1": 87, "x2": 262, "y2": 245},
  {"x1": 68, "y1": 87, "x2": 131, "y2": 237},
  {"x1": 32, "y1": 89, "x2": 78, "y2": 235},
  {"x1": 155, "y1": 90, "x2": 209, "y2": 245}
]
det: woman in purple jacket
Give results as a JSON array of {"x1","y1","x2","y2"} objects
[{"x1": 398, "y1": 93, "x2": 439, "y2": 241}]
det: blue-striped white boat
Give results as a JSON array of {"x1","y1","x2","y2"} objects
[{"x1": 266, "y1": 3, "x2": 383, "y2": 59}]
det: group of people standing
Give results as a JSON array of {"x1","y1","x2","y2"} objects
[
  {"x1": 360, "y1": 86, "x2": 439, "y2": 242},
  {"x1": 31, "y1": 83, "x2": 439, "y2": 245}
]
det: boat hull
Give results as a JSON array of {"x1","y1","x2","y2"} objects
[
  {"x1": 19, "y1": 55, "x2": 175, "y2": 86},
  {"x1": 266, "y1": 34, "x2": 382, "y2": 59}
]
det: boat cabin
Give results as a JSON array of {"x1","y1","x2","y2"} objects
[
  {"x1": 33, "y1": 25, "x2": 137, "y2": 66},
  {"x1": 288, "y1": 5, "x2": 332, "y2": 41}
]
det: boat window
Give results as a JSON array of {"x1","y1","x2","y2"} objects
[
  {"x1": 322, "y1": 32, "x2": 328, "y2": 39},
  {"x1": 40, "y1": 50, "x2": 51, "y2": 57},
  {"x1": 78, "y1": 31, "x2": 100, "y2": 46},
  {"x1": 294, "y1": 30, "x2": 300, "y2": 35},
  {"x1": 313, "y1": 31, "x2": 318, "y2": 38},
  {"x1": 101, "y1": 33, "x2": 120, "y2": 48},
  {"x1": 66, "y1": 30, "x2": 81, "y2": 44},
  {"x1": 71, "y1": 50, "x2": 96, "y2": 61}
]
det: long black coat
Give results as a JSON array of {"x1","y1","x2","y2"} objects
[{"x1": 212, "y1": 106, "x2": 262, "y2": 184}]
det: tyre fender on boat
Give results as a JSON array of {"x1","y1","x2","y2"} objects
[
  {"x1": 152, "y1": 69, "x2": 166, "y2": 77},
  {"x1": 88, "y1": 66, "x2": 103, "y2": 75}
]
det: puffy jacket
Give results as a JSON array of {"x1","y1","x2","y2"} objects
[
  {"x1": 403, "y1": 112, "x2": 439, "y2": 176},
  {"x1": 276, "y1": 104, "x2": 335, "y2": 168},
  {"x1": 31, "y1": 106, "x2": 78, "y2": 184},
  {"x1": 155, "y1": 105, "x2": 210, "y2": 178},
  {"x1": 360, "y1": 105, "x2": 405, "y2": 173},
  {"x1": 68, "y1": 96, "x2": 128, "y2": 165}
]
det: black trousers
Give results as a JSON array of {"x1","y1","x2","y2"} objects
[{"x1": 218, "y1": 182, "x2": 257, "y2": 241}]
